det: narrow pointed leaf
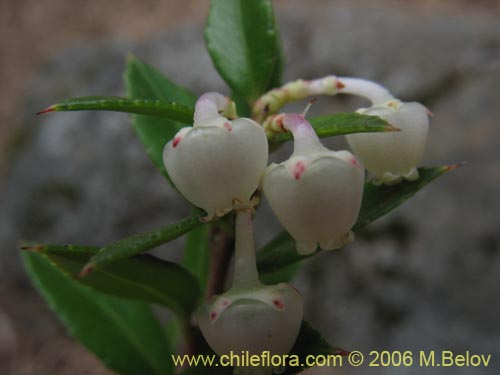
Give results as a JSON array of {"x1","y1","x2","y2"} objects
[
  {"x1": 257, "y1": 165, "x2": 460, "y2": 280},
  {"x1": 83, "y1": 214, "x2": 205, "y2": 275},
  {"x1": 125, "y1": 56, "x2": 196, "y2": 182},
  {"x1": 22, "y1": 251, "x2": 175, "y2": 375},
  {"x1": 37, "y1": 96, "x2": 194, "y2": 123},
  {"x1": 282, "y1": 321, "x2": 348, "y2": 375},
  {"x1": 268, "y1": 112, "x2": 397, "y2": 143},
  {"x1": 205, "y1": 0, "x2": 284, "y2": 103},
  {"x1": 21, "y1": 243, "x2": 200, "y2": 317}
]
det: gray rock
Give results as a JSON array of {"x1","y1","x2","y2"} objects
[{"x1": 1, "y1": 3, "x2": 500, "y2": 374}]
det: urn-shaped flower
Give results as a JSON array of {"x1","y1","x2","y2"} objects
[
  {"x1": 262, "y1": 114, "x2": 364, "y2": 254},
  {"x1": 197, "y1": 283, "x2": 302, "y2": 359},
  {"x1": 346, "y1": 100, "x2": 429, "y2": 184},
  {"x1": 197, "y1": 210, "x2": 303, "y2": 374},
  {"x1": 163, "y1": 92, "x2": 268, "y2": 219}
]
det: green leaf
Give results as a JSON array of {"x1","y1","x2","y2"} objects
[
  {"x1": 257, "y1": 165, "x2": 461, "y2": 281},
  {"x1": 205, "y1": 0, "x2": 283, "y2": 103},
  {"x1": 125, "y1": 55, "x2": 196, "y2": 182},
  {"x1": 21, "y1": 243, "x2": 200, "y2": 317},
  {"x1": 182, "y1": 215, "x2": 211, "y2": 299},
  {"x1": 268, "y1": 30, "x2": 286, "y2": 89},
  {"x1": 22, "y1": 251, "x2": 175, "y2": 375},
  {"x1": 268, "y1": 112, "x2": 398, "y2": 143},
  {"x1": 352, "y1": 164, "x2": 462, "y2": 230},
  {"x1": 37, "y1": 96, "x2": 194, "y2": 123},
  {"x1": 257, "y1": 232, "x2": 312, "y2": 282},
  {"x1": 259, "y1": 260, "x2": 303, "y2": 286},
  {"x1": 84, "y1": 214, "x2": 204, "y2": 274},
  {"x1": 282, "y1": 321, "x2": 347, "y2": 375}
]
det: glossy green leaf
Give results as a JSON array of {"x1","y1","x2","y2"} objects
[
  {"x1": 22, "y1": 251, "x2": 175, "y2": 375},
  {"x1": 125, "y1": 55, "x2": 196, "y2": 182},
  {"x1": 282, "y1": 321, "x2": 347, "y2": 374},
  {"x1": 257, "y1": 165, "x2": 460, "y2": 281},
  {"x1": 83, "y1": 214, "x2": 204, "y2": 274},
  {"x1": 268, "y1": 30, "x2": 286, "y2": 89},
  {"x1": 37, "y1": 96, "x2": 194, "y2": 123},
  {"x1": 21, "y1": 243, "x2": 200, "y2": 317},
  {"x1": 268, "y1": 112, "x2": 397, "y2": 143},
  {"x1": 205, "y1": 0, "x2": 283, "y2": 103}
]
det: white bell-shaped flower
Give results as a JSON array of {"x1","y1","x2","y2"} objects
[
  {"x1": 197, "y1": 284, "x2": 302, "y2": 360},
  {"x1": 339, "y1": 78, "x2": 430, "y2": 185},
  {"x1": 163, "y1": 92, "x2": 268, "y2": 220},
  {"x1": 197, "y1": 210, "x2": 303, "y2": 375},
  {"x1": 346, "y1": 101, "x2": 429, "y2": 184},
  {"x1": 262, "y1": 114, "x2": 365, "y2": 255}
]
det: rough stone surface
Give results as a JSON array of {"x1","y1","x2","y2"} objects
[{"x1": 1, "y1": 2, "x2": 500, "y2": 374}]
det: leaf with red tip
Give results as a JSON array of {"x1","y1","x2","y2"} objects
[
  {"x1": 37, "y1": 96, "x2": 194, "y2": 124},
  {"x1": 20, "y1": 242, "x2": 200, "y2": 317},
  {"x1": 82, "y1": 213, "x2": 205, "y2": 275}
]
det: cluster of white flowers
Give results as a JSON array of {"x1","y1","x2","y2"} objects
[{"x1": 162, "y1": 77, "x2": 429, "y2": 374}]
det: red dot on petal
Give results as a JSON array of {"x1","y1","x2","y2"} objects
[
  {"x1": 349, "y1": 157, "x2": 360, "y2": 168},
  {"x1": 210, "y1": 311, "x2": 217, "y2": 321},
  {"x1": 273, "y1": 299, "x2": 285, "y2": 309},
  {"x1": 293, "y1": 161, "x2": 306, "y2": 180},
  {"x1": 173, "y1": 137, "x2": 181, "y2": 148},
  {"x1": 336, "y1": 81, "x2": 345, "y2": 89},
  {"x1": 223, "y1": 122, "x2": 232, "y2": 131}
]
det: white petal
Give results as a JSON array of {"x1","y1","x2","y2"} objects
[
  {"x1": 263, "y1": 151, "x2": 364, "y2": 251},
  {"x1": 163, "y1": 118, "x2": 268, "y2": 216},
  {"x1": 346, "y1": 102, "x2": 429, "y2": 180},
  {"x1": 197, "y1": 284, "x2": 302, "y2": 356}
]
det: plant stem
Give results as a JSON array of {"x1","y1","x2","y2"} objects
[
  {"x1": 206, "y1": 217, "x2": 235, "y2": 298},
  {"x1": 231, "y1": 209, "x2": 260, "y2": 289},
  {"x1": 338, "y1": 77, "x2": 394, "y2": 105}
]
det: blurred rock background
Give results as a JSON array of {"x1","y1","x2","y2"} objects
[{"x1": 1, "y1": 0, "x2": 499, "y2": 374}]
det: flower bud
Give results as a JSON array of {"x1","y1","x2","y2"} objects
[
  {"x1": 262, "y1": 114, "x2": 364, "y2": 254},
  {"x1": 346, "y1": 100, "x2": 429, "y2": 184},
  {"x1": 163, "y1": 93, "x2": 268, "y2": 220}
]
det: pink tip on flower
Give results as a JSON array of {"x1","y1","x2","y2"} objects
[
  {"x1": 210, "y1": 311, "x2": 217, "y2": 322},
  {"x1": 349, "y1": 157, "x2": 360, "y2": 168},
  {"x1": 293, "y1": 161, "x2": 306, "y2": 180},
  {"x1": 273, "y1": 299, "x2": 285, "y2": 310},
  {"x1": 282, "y1": 114, "x2": 316, "y2": 140}
]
